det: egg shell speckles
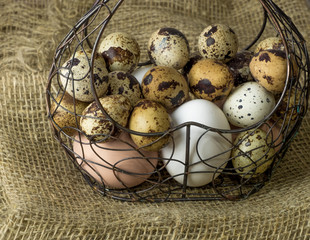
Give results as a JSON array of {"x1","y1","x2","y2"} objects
[
  {"x1": 142, "y1": 66, "x2": 189, "y2": 109},
  {"x1": 232, "y1": 129, "x2": 275, "y2": 178},
  {"x1": 249, "y1": 49, "x2": 287, "y2": 94},
  {"x1": 227, "y1": 50, "x2": 254, "y2": 87},
  {"x1": 60, "y1": 50, "x2": 109, "y2": 102},
  {"x1": 188, "y1": 58, "x2": 234, "y2": 105},
  {"x1": 80, "y1": 95, "x2": 132, "y2": 142},
  {"x1": 129, "y1": 99, "x2": 171, "y2": 151},
  {"x1": 198, "y1": 24, "x2": 238, "y2": 62},
  {"x1": 98, "y1": 32, "x2": 140, "y2": 72},
  {"x1": 50, "y1": 92, "x2": 89, "y2": 136},
  {"x1": 148, "y1": 27, "x2": 190, "y2": 70},
  {"x1": 107, "y1": 71, "x2": 143, "y2": 107},
  {"x1": 254, "y1": 37, "x2": 285, "y2": 54},
  {"x1": 223, "y1": 82, "x2": 275, "y2": 128}
]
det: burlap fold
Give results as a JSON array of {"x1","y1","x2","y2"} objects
[{"x1": 1, "y1": 0, "x2": 310, "y2": 239}]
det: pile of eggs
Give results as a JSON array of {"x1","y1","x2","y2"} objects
[{"x1": 51, "y1": 24, "x2": 295, "y2": 190}]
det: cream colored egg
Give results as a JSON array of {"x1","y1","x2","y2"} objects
[
  {"x1": 60, "y1": 49, "x2": 109, "y2": 102},
  {"x1": 148, "y1": 27, "x2": 190, "y2": 70},
  {"x1": 98, "y1": 32, "x2": 140, "y2": 72},
  {"x1": 232, "y1": 129, "x2": 275, "y2": 178},
  {"x1": 80, "y1": 95, "x2": 132, "y2": 142},
  {"x1": 198, "y1": 24, "x2": 238, "y2": 62},
  {"x1": 129, "y1": 99, "x2": 171, "y2": 151},
  {"x1": 254, "y1": 37, "x2": 285, "y2": 53}
]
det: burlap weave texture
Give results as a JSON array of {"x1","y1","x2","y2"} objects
[{"x1": 0, "y1": 0, "x2": 310, "y2": 239}]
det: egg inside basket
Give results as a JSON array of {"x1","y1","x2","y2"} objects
[{"x1": 46, "y1": 0, "x2": 310, "y2": 202}]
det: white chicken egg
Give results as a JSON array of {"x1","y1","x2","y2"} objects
[
  {"x1": 161, "y1": 99, "x2": 232, "y2": 187},
  {"x1": 223, "y1": 82, "x2": 275, "y2": 128}
]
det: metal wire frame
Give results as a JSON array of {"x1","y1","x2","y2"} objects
[{"x1": 46, "y1": 0, "x2": 310, "y2": 202}]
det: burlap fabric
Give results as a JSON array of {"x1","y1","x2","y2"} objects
[{"x1": 1, "y1": 0, "x2": 310, "y2": 239}]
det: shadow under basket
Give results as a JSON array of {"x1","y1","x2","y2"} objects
[{"x1": 46, "y1": 0, "x2": 310, "y2": 202}]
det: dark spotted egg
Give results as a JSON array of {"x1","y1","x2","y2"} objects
[
  {"x1": 198, "y1": 24, "x2": 238, "y2": 63},
  {"x1": 223, "y1": 82, "x2": 275, "y2": 128},
  {"x1": 107, "y1": 71, "x2": 143, "y2": 107},
  {"x1": 254, "y1": 37, "x2": 285, "y2": 54},
  {"x1": 98, "y1": 32, "x2": 140, "y2": 73},
  {"x1": 141, "y1": 66, "x2": 189, "y2": 109},
  {"x1": 147, "y1": 27, "x2": 190, "y2": 70},
  {"x1": 60, "y1": 49, "x2": 109, "y2": 102}
]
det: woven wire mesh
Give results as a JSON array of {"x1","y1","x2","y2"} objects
[{"x1": 46, "y1": 0, "x2": 310, "y2": 202}]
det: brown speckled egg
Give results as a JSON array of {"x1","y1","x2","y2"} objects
[
  {"x1": 227, "y1": 50, "x2": 254, "y2": 87},
  {"x1": 232, "y1": 129, "x2": 275, "y2": 178},
  {"x1": 98, "y1": 32, "x2": 140, "y2": 72},
  {"x1": 141, "y1": 66, "x2": 189, "y2": 109},
  {"x1": 188, "y1": 58, "x2": 234, "y2": 106},
  {"x1": 148, "y1": 27, "x2": 190, "y2": 70},
  {"x1": 182, "y1": 51, "x2": 203, "y2": 76},
  {"x1": 198, "y1": 24, "x2": 238, "y2": 62},
  {"x1": 80, "y1": 95, "x2": 132, "y2": 142},
  {"x1": 254, "y1": 37, "x2": 285, "y2": 54},
  {"x1": 249, "y1": 49, "x2": 287, "y2": 94},
  {"x1": 60, "y1": 49, "x2": 109, "y2": 102},
  {"x1": 107, "y1": 71, "x2": 143, "y2": 107},
  {"x1": 50, "y1": 92, "x2": 88, "y2": 136},
  {"x1": 129, "y1": 99, "x2": 171, "y2": 151}
]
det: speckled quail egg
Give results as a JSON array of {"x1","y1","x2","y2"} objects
[
  {"x1": 129, "y1": 99, "x2": 171, "y2": 151},
  {"x1": 249, "y1": 49, "x2": 287, "y2": 94},
  {"x1": 107, "y1": 71, "x2": 143, "y2": 107},
  {"x1": 254, "y1": 37, "x2": 285, "y2": 54},
  {"x1": 98, "y1": 32, "x2": 140, "y2": 72},
  {"x1": 227, "y1": 50, "x2": 254, "y2": 87},
  {"x1": 232, "y1": 129, "x2": 275, "y2": 178},
  {"x1": 80, "y1": 94, "x2": 132, "y2": 142},
  {"x1": 198, "y1": 24, "x2": 238, "y2": 62},
  {"x1": 148, "y1": 27, "x2": 190, "y2": 70},
  {"x1": 50, "y1": 92, "x2": 88, "y2": 136},
  {"x1": 188, "y1": 58, "x2": 234, "y2": 107},
  {"x1": 223, "y1": 82, "x2": 275, "y2": 128},
  {"x1": 131, "y1": 64, "x2": 154, "y2": 84},
  {"x1": 182, "y1": 51, "x2": 203, "y2": 76},
  {"x1": 60, "y1": 49, "x2": 109, "y2": 102},
  {"x1": 141, "y1": 66, "x2": 189, "y2": 109}
]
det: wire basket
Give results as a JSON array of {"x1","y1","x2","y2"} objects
[{"x1": 46, "y1": 0, "x2": 310, "y2": 202}]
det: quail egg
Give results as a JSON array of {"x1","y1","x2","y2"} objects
[
  {"x1": 232, "y1": 129, "x2": 275, "y2": 178},
  {"x1": 148, "y1": 27, "x2": 190, "y2": 70},
  {"x1": 60, "y1": 49, "x2": 109, "y2": 102},
  {"x1": 254, "y1": 37, "x2": 285, "y2": 53},
  {"x1": 80, "y1": 94, "x2": 132, "y2": 142},
  {"x1": 129, "y1": 99, "x2": 171, "y2": 151},
  {"x1": 198, "y1": 23, "x2": 238, "y2": 62},
  {"x1": 141, "y1": 66, "x2": 189, "y2": 109},
  {"x1": 107, "y1": 71, "x2": 143, "y2": 107},
  {"x1": 98, "y1": 32, "x2": 140, "y2": 72}
]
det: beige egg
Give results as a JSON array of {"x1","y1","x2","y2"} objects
[
  {"x1": 60, "y1": 49, "x2": 109, "y2": 102},
  {"x1": 148, "y1": 27, "x2": 190, "y2": 70},
  {"x1": 98, "y1": 32, "x2": 140, "y2": 72},
  {"x1": 232, "y1": 129, "x2": 275, "y2": 178},
  {"x1": 50, "y1": 92, "x2": 88, "y2": 135},
  {"x1": 182, "y1": 51, "x2": 203, "y2": 76},
  {"x1": 129, "y1": 99, "x2": 171, "y2": 151},
  {"x1": 249, "y1": 50, "x2": 287, "y2": 94},
  {"x1": 73, "y1": 132, "x2": 158, "y2": 189},
  {"x1": 188, "y1": 58, "x2": 234, "y2": 106},
  {"x1": 198, "y1": 24, "x2": 238, "y2": 62},
  {"x1": 107, "y1": 71, "x2": 143, "y2": 107},
  {"x1": 141, "y1": 66, "x2": 189, "y2": 109},
  {"x1": 254, "y1": 37, "x2": 285, "y2": 54},
  {"x1": 80, "y1": 95, "x2": 132, "y2": 142}
]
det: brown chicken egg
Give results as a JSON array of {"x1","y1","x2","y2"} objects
[
  {"x1": 129, "y1": 99, "x2": 171, "y2": 151},
  {"x1": 188, "y1": 58, "x2": 234, "y2": 107},
  {"x1": 73, "y1": 131, "x2": 158, "y2": 189},
  {"x1": 98, "y1": 32, "x2": 140, "y2": 72},
  {"x1": 107, "y1": 71, "x2": 143, "y2": 107},
  {"x1": 50, "y1": 92, "x2": 88, "y2": 135},
  {"x1": 141, "y1": 66, "x2": 189, "y2": 109},
  {"x1": 80, "y1": 95, "x2": 132, "y2": 142}
]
